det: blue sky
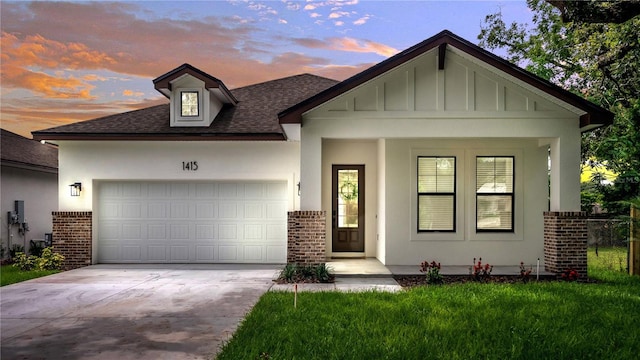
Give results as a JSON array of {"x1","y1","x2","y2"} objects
[{"x1": 0, "y1": 1, "x2": 533, "y2": 137}]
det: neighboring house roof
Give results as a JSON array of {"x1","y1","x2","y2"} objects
[
  {"x1": 32, "y1": 74, "x2": 339, "y2": 141},
  {"x1": 278, "y1": 30, "x2": 614, "y2": 131},
  {"x1": 1, "y1": 129, "x2": 58, "y2": 173}
]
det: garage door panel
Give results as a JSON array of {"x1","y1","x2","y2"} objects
[
  {"x1": 98, "y1": 181, "x2": 287, "y2": 263},
  {"x1": 219, "y1": 245, "x2": 238, "y2": 261},
  {"x1": 196, "y1": 224, "x2": 215, "y2": 240},
  {"x1": 147, "y1": 245, "x2": 168, "y2": 261},
  {"x1": 148, "y1": 224, "x2": 167, "y2": 240},
  {"x1": 196, "y1": 245, "x2": 216, "y2": 261},
  {"x1": 122, "y1": 245, "x2": 142, "y2": 261},
  {"x1": 148, "y1": 202, "x2": 169, "y2": 218}
]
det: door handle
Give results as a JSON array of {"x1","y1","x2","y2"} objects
[{"x1": 332, "y1": 210, "x2": 337, "y2": 228}]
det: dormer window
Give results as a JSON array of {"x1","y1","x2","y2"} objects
[
  {"x1": 181, "y1": 91, "x2": 199, "y2": 117},
  {"x1": 153, "y1": 63, "x2": 238, "y2": 127}
]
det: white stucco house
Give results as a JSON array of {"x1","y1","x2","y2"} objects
[
  {"x1": 33, "y1": 31, "x2": 612, "y2": 272},
  {"x1": 1, "y1": 129, "x2": 58, "y2": 256}
]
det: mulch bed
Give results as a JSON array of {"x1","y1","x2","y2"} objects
[{"x1": 392, "y1": 274, "x2": 594, "y2": 288}]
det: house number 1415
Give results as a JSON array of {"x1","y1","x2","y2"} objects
[{"x1": 182, "y1": 161, "x2": 198, "y2": 171}]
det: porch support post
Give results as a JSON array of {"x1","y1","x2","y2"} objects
[
  {"x1": 287, "y1": 211, "x2": 326, "y2": 264},
  {"x1": 543, "y1": 211, "x2": 587, "y2": 277},
  {"x1": 299, "y1": 134, "x2": 322, "y2": 210},
  {"x1": 549, "y1": 135, "x2": 581, "y2": 211},
  {"x1": 52, "y1": 211, "x2": 93, "y2": 270}
]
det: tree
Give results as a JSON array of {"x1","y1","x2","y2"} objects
[
  {"x1": 478, "y1": 0, "x2": 639, "y2": 215},
  {"x1": 547, "y1": 0, "x2": 640, "y2": 24}
]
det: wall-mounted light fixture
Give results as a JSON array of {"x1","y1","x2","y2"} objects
[
  {"x1": 297, "y1": 182, "x2": 301, "y2": 196},
  {"x1": 70, "y1": 182, "x2": 82, "y2": 196}
]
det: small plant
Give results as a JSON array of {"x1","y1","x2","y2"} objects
[
  {"x1": 277, "y1": 263, "x2": 334, "y2": 283},
  {"x1": 13, "y1": 252, "x2": 38, "y2": 271},
  {"x1": 519, "y1": 262, "x2": 532, "y2": 283},
  {"x1": 11, "y1": 247, "x2": 65, "y2": 271},
  {"x1": 281, "y1": 263, "x2": 297, "y2": 282},
  {"x1": 470, "y1": 257, "x2": 493, "y2": 282},
  {"x1": 560, "y1": 268, "x2": 579, "y2": 282},
  {"x1": 419, "y1": 260, "x2": 443, "y2": 284},
  {"x1": 37, "y1": 247, "x2": 65, "y2": 270},
  {"x1": 314, "y1": 263, "x2": 334, "y2": 283}
]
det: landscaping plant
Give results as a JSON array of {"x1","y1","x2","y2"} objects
[
  {"x1": 12, "y1": 247, "x2": 64, "y2": 272},
  {"x1": 277, "y1": 263, "x2": 334, "y2": 283},
  {"x1": 470, "y1": 257, "x2": 493, "y2": 282},
  {"x1": 419, "y1": 260, "x2": 443, "y2": 284},
  {"x1": 519, "y1": 261, "x2": 532, "y2": 283}
]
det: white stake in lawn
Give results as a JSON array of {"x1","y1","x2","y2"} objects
[{"x1": 294, "y1": 283, "x2": 298, "y2": 308}]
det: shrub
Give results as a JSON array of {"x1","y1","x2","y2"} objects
[
  {"x1": 13, "y1": 252, "x2": 38, "y2": 271},
  {"x1": 419, "y1": 260, "x2": 443, "y2": 284},
  {"x1": 314, "y1": 263, "x2": 333, "y2": 283},
  {"x1": 11, "y1": 247, "x2": 64, "y2": 271},
  {"x1": 37, "y1": 248, "x2": 65, "y2": 270},
  {"x1": 561, "y1": 268, "x2": 579, "y2": 282},
  {"x1": 470, "y1": 257, "x2": 493, "y2": 282},
  {"x1": 277, "y1": 263, "x2": 334, "y2": 283}
]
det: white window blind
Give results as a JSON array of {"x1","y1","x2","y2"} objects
[
  {"x1": 476, "y1": 157, "x2": 514, "y2": 231},
  {"x1": 418, "y1": 157, "x2": 455, "y2": 232}
]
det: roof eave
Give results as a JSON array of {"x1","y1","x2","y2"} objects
[{"x1": 31, "y1": 132, "x2": 285, "y2": 142}]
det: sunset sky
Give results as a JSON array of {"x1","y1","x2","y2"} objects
[{"x1": 1, "y1": 0, "x2": 532, "y2": 138}]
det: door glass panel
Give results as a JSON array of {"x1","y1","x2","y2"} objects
[{"x1": 337, "y1": 169, "x2": 358, "y2": 228}]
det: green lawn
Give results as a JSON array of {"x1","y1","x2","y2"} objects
[
  {"x1": 0, "y1": 265, "x2": 60, "y2": 286},
  {"x1": 218, "y1": 247, "x2": 640, "y2": 360}
]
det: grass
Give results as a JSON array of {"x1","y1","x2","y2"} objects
[
  {"x1": 218, "y1": 247, "x2": 640, "y2": 360},
  {"x1": 0, "y1": 264, "x2": 60, "y2": 287}
]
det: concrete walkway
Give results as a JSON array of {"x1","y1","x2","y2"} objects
[{"x1": 1, "y1": 264, "x2": 280, "y2": 360}]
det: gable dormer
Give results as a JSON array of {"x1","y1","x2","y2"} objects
[{"x1": 153, "y1": 64, "x2": 237, "y2": 127}]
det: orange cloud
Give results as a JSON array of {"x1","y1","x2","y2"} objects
[
  {"x1": 292, "y1": 36, "x2": 398, "y2": 57},
  {"x1": 122, "y1": 89, "x2": 144, "y2": 97}
]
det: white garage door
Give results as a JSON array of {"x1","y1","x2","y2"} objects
[{"x1": 97, "y1": 181, "x2": 288, "y2": 263}]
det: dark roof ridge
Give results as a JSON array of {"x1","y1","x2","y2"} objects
[{"x1": 231, "y1": 73, "x2": 338, "y2": 91}]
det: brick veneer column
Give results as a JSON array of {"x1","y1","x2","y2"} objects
[
  {"x1": 544, "y1": 211, "x2": 587, "y2": 277},
  {"x1": 287, "y1": 211, "x2": 326, "y2": 264},
  {"x1": 52, "y1": 211, "x2": 92, "y2": 270}
]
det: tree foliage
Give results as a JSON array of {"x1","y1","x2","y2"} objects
[
  {"x1": 547, "y1": 0, "x2": 640, "y2": 24},
  {"x1": 478, "y1": 0, "x2": 639, "y2": 214}
]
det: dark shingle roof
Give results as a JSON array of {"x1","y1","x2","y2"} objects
[
  {"x1": 1, "y1": 129, "x2": 58, "y2": 172},
  {"x1": 32, "y1": 74, "x2": 338, "y2": 141}
]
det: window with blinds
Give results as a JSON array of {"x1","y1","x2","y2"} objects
[
  {"x1": 417, "y1": 156, "x2": 456, "y2": 232},
  {"x1": 476, "y1": 156, "x2": 514, "y2": 231}
]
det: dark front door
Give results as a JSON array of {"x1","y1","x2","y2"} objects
[{"x1": 332, "y1": 165, "x2": 365, "y2": 252}]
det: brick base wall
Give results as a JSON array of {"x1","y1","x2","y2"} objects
[
  {"x1": 52, "y1": 211, "x2": 92, "y2": 270},
  {"x1": 287, "y1": 211, "x2": 326, "y2": 264},
  {"x1": 544, "y1": 211, "x2": 587, "y2": 277}
]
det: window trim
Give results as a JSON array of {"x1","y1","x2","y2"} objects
[
  {"x1": 417, "y1": 156, "x2": 456, "y2": 233},
  {"x1": 475, "y1": 156, "x2": 515, "y2": 233}
]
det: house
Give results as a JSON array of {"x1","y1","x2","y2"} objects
[
  {"x1": 33, "y1": 31, "x2": 612, "y2": 274},
  {"x1": 1, "y1": 129, "x2": 58, "y2": 256}
]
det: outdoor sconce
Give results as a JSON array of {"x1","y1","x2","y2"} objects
[
  {"x1": 70, "y1": 182, "x2": 82, "y2": 196},
  {"x1": 297, "y1": 182, "x2": 301, "y2": 196}
]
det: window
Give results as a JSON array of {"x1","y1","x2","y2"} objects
[
  {"x1": 417, "y1": 156, "x2": 456, "y2": 232},
  {"x1": 181, "y1": 91, "x2": 199, "y2": 117},
  {"x1": 476, "y1": 156, "x2": 514, "y2": 231}
]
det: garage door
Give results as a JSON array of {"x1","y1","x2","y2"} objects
[{"x1": 97, "y1": 181, "x2": 288, "y2": 263}]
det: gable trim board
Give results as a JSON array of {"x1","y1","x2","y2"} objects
[{"x1": 31, "y1": 30, "x2": 606, "y2": 268}]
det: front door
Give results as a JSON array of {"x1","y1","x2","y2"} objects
[{"x1": 332, "y1": 165, "x2": 365, "y2": 252}]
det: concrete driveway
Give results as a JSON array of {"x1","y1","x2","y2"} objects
[{"x1": 1, "y1": 264, "x2": 279, "y2": 360}]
